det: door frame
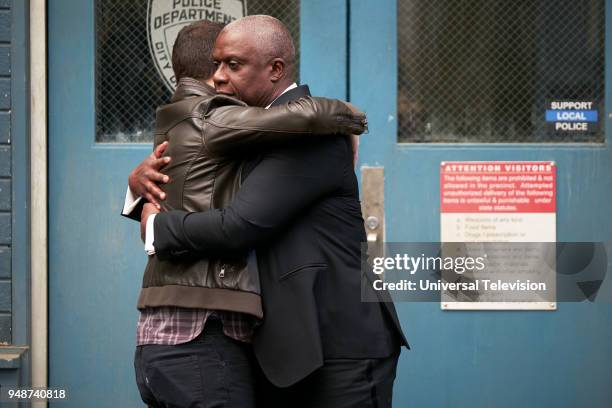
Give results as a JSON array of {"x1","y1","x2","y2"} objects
[{"x1": 30, "y1": 0, "x2": 47, "y2": 397}]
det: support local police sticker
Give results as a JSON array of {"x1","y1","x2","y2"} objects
[
  {"x1": 545, "y1": 100, "x2": 599, "y2": 133},
  {"x1": 147, "y1": 0, "x2": 247, "y2": 91}
]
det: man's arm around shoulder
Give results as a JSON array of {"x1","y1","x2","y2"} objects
[{"x1": 152, "y1": 136, "x2": 352, "y2": 259}]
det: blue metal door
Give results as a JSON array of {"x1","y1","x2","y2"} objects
[
  {"x1": 48, "y1": 0, "x2": 149, "y2": 405},
  {"x1": 47, "y1": 1, "x2": 346, "y2": 406},
  {"x1": 350, "y1": 1, "x2": 612, "y2": 407}
]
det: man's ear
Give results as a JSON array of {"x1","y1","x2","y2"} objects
[{"x1": 269, "y1": 58, "x2": 286, "y2": 83}]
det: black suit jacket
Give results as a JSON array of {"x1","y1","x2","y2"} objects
[{"x1": 153, "y1": 85, "x2": 408, "y2": 387}]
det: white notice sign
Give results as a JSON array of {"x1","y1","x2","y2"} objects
[{"x1": 440, "y1": 161, "x2": 557, "y2": 310}]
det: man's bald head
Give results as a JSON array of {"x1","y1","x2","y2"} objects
[
  {"x1": 212, "y1": 15, "x2": 298, "y2": 107},
  {"x1": 222, "y1": 15, "x2": 296, "y2": 79}
]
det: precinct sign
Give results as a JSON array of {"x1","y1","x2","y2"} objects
[
  {"x1": 545, "y1": 100, "x2": 599, "y2": 133},
  {"x1": 147, "y1": 0, "x2": 247, "y2": 91}
]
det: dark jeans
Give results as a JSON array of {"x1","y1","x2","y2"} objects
[
  {"x1": 257, "y1": 350, "x2": 400, "y2": 408},
  {"x1": 134, "y1": 318, "x2": 257, "y2": 408}
]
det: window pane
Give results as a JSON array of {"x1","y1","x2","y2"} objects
[
  {"x1": 95, "y1": 0, "x2": 300, "y2": 143},
  {"x1": 397, "y1": 0, "x2": 605, "y2": 143}
]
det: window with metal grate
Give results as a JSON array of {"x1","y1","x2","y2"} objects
[
  {"x1": 397, "y1": 0, "x2": 605, "y2": 143},
  {"x1": 95, "y1": 0, "x2": 300, "y2": 143}
]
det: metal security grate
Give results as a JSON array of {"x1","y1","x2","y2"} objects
[
  {"x1": 95, "y1": 0, "x2": 300, "y2": 143},
  {"x1": 96, "y1": 1, "x2": 167, "y2": 142},
  {"x1": 397, "y1": 0, "x2": 605, "y2": 143}
]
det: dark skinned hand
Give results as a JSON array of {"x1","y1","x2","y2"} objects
[{"x1": 128, "y1": 141, "x2": 171, "y2": 209}]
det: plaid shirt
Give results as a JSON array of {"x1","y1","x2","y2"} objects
[{"x1": 136, "y1": 307, "x2": 258, "y2": 345}]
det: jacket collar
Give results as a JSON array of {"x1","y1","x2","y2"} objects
[
  {"x1": 171, "y1": 79, "x2": 311, "y2": 106},
  {"x1": 270, "y1": 85, "x2": 311, "y2": 107},
  {"x1": 171, "y1": 77, "x2": 215, "y2": 102}
]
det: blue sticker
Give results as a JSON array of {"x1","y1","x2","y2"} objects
[{"x1": 545, "y1": 110, "x2": 598, "y2": 122}]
